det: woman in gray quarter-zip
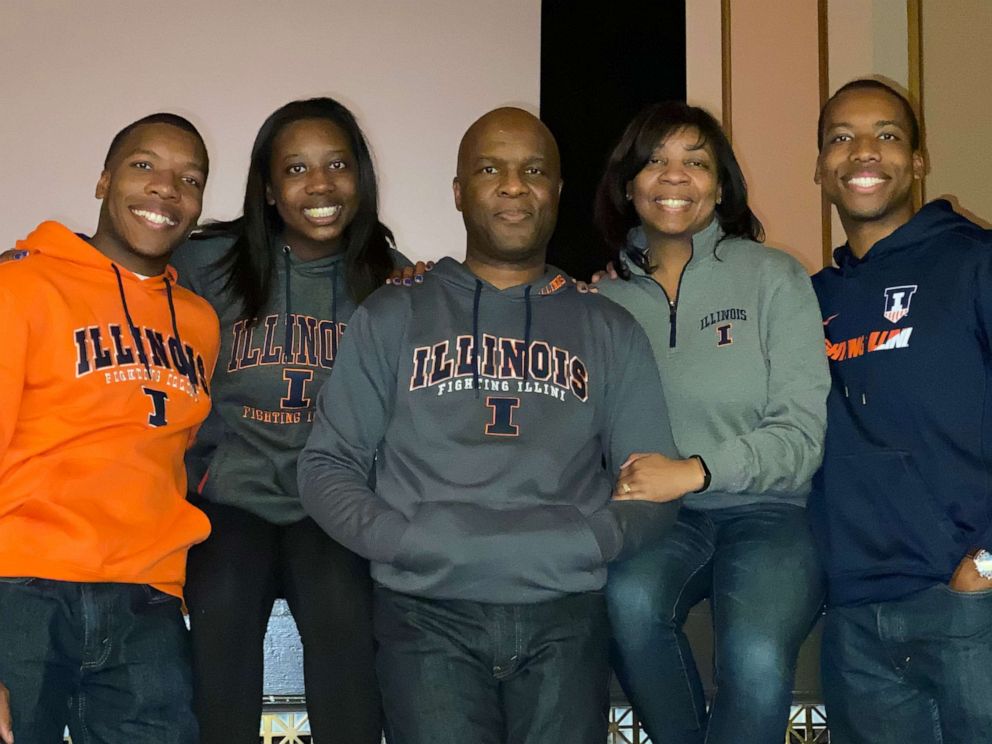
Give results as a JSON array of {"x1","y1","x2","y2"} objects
[{"x1": 593, "y1": 102, "x2": 829, "y2": 744}]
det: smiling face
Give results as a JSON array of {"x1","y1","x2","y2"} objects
[
  {"x1": 92, "y1": 122, "x2": 207, "y2": 274},
  {"x1": 266, "y1": 118, "x2": 359, "y2": 259},
  {"x1": 815, "y1": 87, "x2": 923, "y2": 234},
  {"x1": 453, "y1": 108, "x2": 562, "y2": 268},
  {"x1": 627, "y1": 126, "x2": 720, "y2": 250}
]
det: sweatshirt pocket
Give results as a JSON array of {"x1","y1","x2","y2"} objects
[
  {"x1": 812, "y1": 450, "x2": 961, "y2": 580},
  {"x1": 391, "y1": 502, "x2": 605, "y2": 597}
]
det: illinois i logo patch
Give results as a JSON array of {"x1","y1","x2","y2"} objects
[{"x1": 882, "y1": 285, "x2": 917, "y2": 324}]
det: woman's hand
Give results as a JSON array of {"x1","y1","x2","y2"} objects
[
  {"x1": 386, "y1": 260, "x2": 434, "y2": 286},
  {"x1": 614, "y1": 453, "x2": 705, "y2": 502}
]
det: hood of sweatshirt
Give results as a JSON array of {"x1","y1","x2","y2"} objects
[
  {"x1": 18, "y1": 221, "x2": 200, "y2": 392},
  {"x1": 831, "y1": 199, "x2": 983, "y2": 274},
  {"x1": 428, "y1": 257, "x2": 573, "y2": 389},
  {"x1": 18, "y1": 221, "x2": 179, "y2": 284}
]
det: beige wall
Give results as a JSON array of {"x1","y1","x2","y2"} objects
[
  {"x1": 825, "y1": 0, "x2": 910, "y2": 250},
  {"x1": 0, "y1": 0, "x2": 541, "y2": 262},
  {"x1": 728, "y1": 1, "x2": 823, "y2": 272},
  {"x1": 686, "y1": 0, "x2": 724, "y2": 122},
  {"x1": 922, "y1": 0, "x2": 992, "y2": 226}
]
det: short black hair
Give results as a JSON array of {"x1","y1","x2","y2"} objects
[
  {"x1": 817, "y1": 79, "x2": 920, "y2": 151},
  {"x1": 103, "y1": 113, "x2": 208, "y2": 174}
]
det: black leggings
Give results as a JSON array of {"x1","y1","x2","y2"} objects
[{"x1": 185, "y1": 500, "x2": 381, "y2": 744}]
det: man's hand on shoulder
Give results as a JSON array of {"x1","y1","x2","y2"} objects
[
  {"x1": 949, "y1": 551, "x2": 992, "y2": 592},
  {"x1": 590, "y1": 261, "x2": 619, "y2": 285},
  {"x1": 0, "y1": 681, "x2": 13, "y2": 744}
]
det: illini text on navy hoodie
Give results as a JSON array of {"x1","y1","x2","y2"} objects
[
  {"x1": 810, "y1": 200, "x2": 992, "y2": 606},
  {"x1": 298, "y1": 257, "x2": 681, "y2": 603}
]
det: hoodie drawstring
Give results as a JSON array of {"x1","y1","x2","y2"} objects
[
  {"x1": 523, "y1": 285, "x2": 532, "y2": 382},
  {"x1": 472, "y1": 279, "x2": 482, "y2": 398},
  {"x1": 111, "y1": 264, "x2": 151, "y2": 377},
  {"x1": 164, "y1": 276, "x2": 199, "y2": 396},
  {"x1": 282, "y1": 246, "x2": 293, "y2": 363},
  {"x1": 330, "y1": 261, "x2": 339, "y2": 337}
]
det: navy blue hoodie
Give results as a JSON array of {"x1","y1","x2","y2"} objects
[{"x1": 810, "y1": 200, "x2": 992, "y2": 606}]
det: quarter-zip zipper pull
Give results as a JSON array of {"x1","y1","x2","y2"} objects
[{"x1": 668, "y1": 300, "x2": 677, "y2": 348}]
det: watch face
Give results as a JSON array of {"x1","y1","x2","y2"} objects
[{"x1": 974, "y1": 549, "x2": 992, "y2": 579}]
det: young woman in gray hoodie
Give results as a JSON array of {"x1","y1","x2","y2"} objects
[
  {"x1": 593, "y1": 102, "x2": 829, "y2": 744},
  {"x1": 170, "y1": 98, "x2": 410, "y2": 744}
]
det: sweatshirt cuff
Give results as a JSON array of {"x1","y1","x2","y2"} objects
[
  {"x1": 606, "y1": 500, "x2": 680, "y2": 562},
  {"x1": 693, "y1": 444, "x2": 747, "y2": 494},
  {"x1": 369, "y1": 509, "x2": 410, "y2": 565},
  {"x1": 973, "y1": 524, "x2": 992, "y2": 554}
]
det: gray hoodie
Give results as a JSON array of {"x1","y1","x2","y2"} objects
[
  {"x1": 596, "y1": 219, "x2": 829, "y2": 510},
  {"x1": 298, "y1": 257, "x2": 680, "y2": 603},
  {"x1": 171, "y1": 234, "x2": 409, "y2": 524}
]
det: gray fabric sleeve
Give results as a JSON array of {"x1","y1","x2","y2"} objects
[
  {"x1": 297, "y1": 304, "x2": 409, "y2": 563},
  {"x1": 694, "y1": 261, "x2": 829, "y2": 495},
  {"x1": 601, "y1": 321, "x2": 681, "y2": 561}
]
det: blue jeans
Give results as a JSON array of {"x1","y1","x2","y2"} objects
[
  {"x1": 373, "y1": 586, "x2": 610, "y2": 744},
  {"x1": 607, "y1": 503, "x2": 824, "y2": 744},
  {"x1": 0, "y1": 578, "x2": 196, "y2": 744},
  {"x1": 822, "y1": 583, "x2": 992, "y2": 744}
]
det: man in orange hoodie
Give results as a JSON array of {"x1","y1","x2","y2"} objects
[{"x1": 0, "y1": 114, "x2": 219, "y2": 744}]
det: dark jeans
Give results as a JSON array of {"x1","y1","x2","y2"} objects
[
  {"x1": 607, "y1": 503, "x2": 824, "y2": 744},
  {"x1": 374, "y1": 587, "x2": 609, "y2": 744},
  {"x1": 0, "y1": 578, "x2": 196, "y2": 744},
  {"x1": 185, "y1": 501, "x2": 380, "y2": 744},
  {"x1": 822, "y1": 583, "x2": 992, "y2": 744}
]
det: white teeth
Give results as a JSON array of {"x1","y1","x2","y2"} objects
[
  {"x1": 304, "y1": 205, "x2": 341, "y2": 218},
  {"x1": 658, "y1": 198, "x2": 691, "y2": 208},
  {"x1": 849, "y1": 177, "x2": 885, "y2": 188},
  {"x1": 132, "y1": 209, "x2": 177, "y2": 226}
]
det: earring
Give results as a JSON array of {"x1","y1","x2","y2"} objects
[{"x1": 625, "y1": 193, "x2": 632, "y2": 201}]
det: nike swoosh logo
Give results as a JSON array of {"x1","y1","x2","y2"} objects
[{"x1": 823, "y1": 313, "x2": 840, "y2": 327}]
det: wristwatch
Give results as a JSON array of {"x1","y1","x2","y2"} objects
[{"x1": 972, "y1": 549, "x2": 992, "y2": 580}]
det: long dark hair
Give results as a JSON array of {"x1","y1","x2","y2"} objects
[
  {"x1": 593, "y1": 101, "x2": 762, "y2": 274},
  {"x1": 196, "y1": 97, "x2": 395, "y2": 320}
]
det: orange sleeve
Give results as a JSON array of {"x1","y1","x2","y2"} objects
[{"x1": 0, "y1": 283, "x2": 28, "y2": 457}]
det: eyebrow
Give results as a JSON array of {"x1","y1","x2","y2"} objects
[
  {"x1": 128, "y1": 148, "x2": 206, "y2": 171},
  {"x1": 279, "y1": 149, "x2": 350, "y2": 159},
  {"x1": 825, "y1": 119, "x2": 906, "y2": 131}
]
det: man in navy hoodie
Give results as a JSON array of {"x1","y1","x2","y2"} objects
[
  {"x1": 299, "y1": 108, "x2": 696, "y2": 743},
  {"x1": 811, "y1": 78, "x2": 992, "y2": 743}
]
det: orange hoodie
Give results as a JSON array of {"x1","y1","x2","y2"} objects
[{"x1": 0, "y1": 221, "x2": 220, "y2": 599}]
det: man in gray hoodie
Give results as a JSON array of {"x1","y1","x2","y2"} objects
[{"x1": 299, "y1": 108, "x2": 694, "y2": 744}]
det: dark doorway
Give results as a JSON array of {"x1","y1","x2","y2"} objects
[{"x1": 541, "y1": 1, "x2": 687, "y2": 280}]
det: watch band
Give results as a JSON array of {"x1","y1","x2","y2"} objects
[{"x1": 691, "y1": 455, "x2": 711, "y2": 494}]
